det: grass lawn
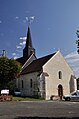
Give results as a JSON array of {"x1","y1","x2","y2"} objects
[{"x1": 12, "y1": 96, "x2": 44, "y2": 101}]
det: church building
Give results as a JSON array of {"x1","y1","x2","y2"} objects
[{"x1": 16, "y1": 26, "x2": 77, "y2": 100}]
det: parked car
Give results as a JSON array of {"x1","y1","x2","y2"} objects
[
  {"x1": 14, "y1": 90, "x2": 21, "y2": 96},
  {"x1": 63, "y1": 90, "x2": 79, "y2": 101}
]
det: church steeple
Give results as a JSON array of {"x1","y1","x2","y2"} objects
[
  {"x1": 26, "y1": 26, "x2": 32, "y2": 47},
  {"x1": 23, "y1": 26, "x2": 35, "y2": 59}
]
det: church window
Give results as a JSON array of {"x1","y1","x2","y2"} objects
[
  {"x1": 21, "y1": 80, "x2": 24, "y2": 88},
  {"x1": 58, "y1": 71, "x2": 62, "y2": 79},
  {"x1": 30, "y1": 79, "x2": 32, "y2": 88}
]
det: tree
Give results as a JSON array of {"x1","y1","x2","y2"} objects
[{"x1": 0, "y1": 56, "x2": 22, "y2": 92}]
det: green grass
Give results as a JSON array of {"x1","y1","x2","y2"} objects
[{"x1": 12, "y1": 96, "x2": 44, "y2": 101}]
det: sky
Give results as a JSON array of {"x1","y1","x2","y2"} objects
[{"x1": 0, "y1": 0, "x2": 79, "y2": 77}]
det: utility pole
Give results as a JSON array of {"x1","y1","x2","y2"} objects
[{"x1": 76, "y1": 30, "x2": 79, "y2": 54}]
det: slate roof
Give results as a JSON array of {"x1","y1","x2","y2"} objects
[
  {"x1": 16, "y1": 26, "x2": 35, "y2": 65},
  {"x1": 20, "y1": 52, "x2": 56, "y2": 75},
  {"x1": 16, "y1": 57, "x2": 28, "y2": 65}
]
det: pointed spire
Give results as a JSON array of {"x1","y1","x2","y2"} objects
[
  {"x1": 26, "y1": 26, "x2": 33, "y2": 48},
  {"x1": 23, "y1": 25, "x2": 35, "y2": 59}
]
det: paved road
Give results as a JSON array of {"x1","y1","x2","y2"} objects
[{"x1": 0, "y1": 101, "x2": 79, "y2": 119}]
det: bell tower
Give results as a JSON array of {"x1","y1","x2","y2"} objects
[{"x1": 16, "y1": 17, "x2": 36, "y2": 65}]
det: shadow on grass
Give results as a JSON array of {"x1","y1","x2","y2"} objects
[{"x1": 14, "y1": 116, "x2": 79, "y2": 119}]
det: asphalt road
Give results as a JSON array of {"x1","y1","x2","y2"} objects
[{"x1": 0, "y1": 100, "x2": 79, "y2": 119}]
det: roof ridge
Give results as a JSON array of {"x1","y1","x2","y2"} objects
[
  {"x1": 36, "y1": 52, "x2": 56, "y2": 61},
  {"x1": 20, "y1": 52, "x2": 56, "y2": 75}
]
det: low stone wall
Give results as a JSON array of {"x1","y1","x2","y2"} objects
[
  {"x1": 0, "y1": 95, "x2": 12, "y2": 101},
  {"x1": 50, "y1": 95, "x2": 60, "y2": 100}
]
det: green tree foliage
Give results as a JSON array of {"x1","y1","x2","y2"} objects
[{"x1": 0, "y1": 57, "x2": 22, "y2": 90}]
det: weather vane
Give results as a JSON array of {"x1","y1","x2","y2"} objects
[{"x1": 26, "y1": 16, "x2": 35, "y2": 26}]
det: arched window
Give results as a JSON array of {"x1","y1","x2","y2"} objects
[
  {"x1": 59, "y1": 71, "x2": 62, "y2": 79},
  {"x1": 30, "y1": 79, "x2": 32, "y2": 88},
  {"x1": 21, "y1": 80, "x2": 24, "y2": 88}
]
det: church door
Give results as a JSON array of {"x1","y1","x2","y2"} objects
[{"x1": 58, "y1": 84, "x2": 63, "y2": 100}]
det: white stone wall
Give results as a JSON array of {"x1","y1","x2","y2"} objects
[
  {"x1": 43, "y1": 51, "x2": 75, "y2": 100},
  {"x1": 39, "y1": 73, "x2": 45, "y2": 98},
  {"x1": 18, "y1": 72, "x2": 39, "y2": 97}
]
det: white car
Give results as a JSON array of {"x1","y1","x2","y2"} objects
[{"x1": 63, "y1": 90, "x2": 79, "y2": 101}]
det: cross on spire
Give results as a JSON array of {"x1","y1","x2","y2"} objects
[
  {"x1": 23, "y1": 17, "x2": 35, "y2": 59},
  {"x1": 26, "y1": 16, "x2": 35, "y2": 26}
]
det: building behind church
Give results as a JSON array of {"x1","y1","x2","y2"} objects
[{"x1": 16, "y1": 26, "x2": 77, "y2": 100}]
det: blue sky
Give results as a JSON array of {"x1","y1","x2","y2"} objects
[{"x1": 0, "y1": 0, "x2": 79, "y2": 77}]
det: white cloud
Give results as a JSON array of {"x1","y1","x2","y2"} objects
[
  {"x1": 26, "y1": 17, "x2": 28, "y2": 21},
  {"x1": 12, "y1": 53, "x2": 16, "y2": 56},
  {"x1": 13, "y1": 56, "x2": 18, "y2": 59},
  {"x1": 12, "y1": 51, "x2": 22, "y2": 59},
  {"x1": 19, "y1": 42, "x2": 23, "y2": 45},
  {"x1": 23, "y1": 41, "x2": 26, "y2": 44},
  {"x1": 65, "y1": 51, "x2": 79, "y2": 78},
  {"x1": 65, "y1": 51, "x2": 79, "y2": 59},
  {"x1": 20, "y1": 36, "x2": 27, "y2": 40},
  {"x1": 12, "y1": 53, "x2": 19, "y2": 59},
  {"x1": 30, "y1": 16, "x2": 35, "y2": 20},
  {"x1": 16, "y1": 50, "x2": 22, "y2": 53},
  {"x1": 20, "y1": 37, "x2": 23, "y2": 40},
  {"x1": 19, "y1": 37, "x2": 27, "y2": 46},
  {"x1": 15, "y1": 16, "x2": 19, "y2": 20},
  {"x1": 16, "y1": 45, "x2": 22, "y2": 49},
  {"x1": 19, "y1": 41, "x2": 26, "y2": 46},
  {"x1": 12, "y1": 36, "x2": 26, "y2": 60}
]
